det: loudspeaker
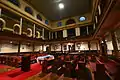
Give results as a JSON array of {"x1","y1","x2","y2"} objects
[{"x1": 21, "y1": 56, "x2": 30, "y2": 72}]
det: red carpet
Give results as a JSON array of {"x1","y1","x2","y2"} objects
[
  {"x1": 0, "y1": 64, "x2": 11, "y2": 69},
  {"x1": 0, "y1": 63, "x2": 42, "y2": 80},
  {"x1": 8, "y1": 71, "x2": 24, "y2": 77}
]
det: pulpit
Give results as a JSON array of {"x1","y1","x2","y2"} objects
[{"x1": 21, "y1": 56, "x2": 30, "y2": 72}]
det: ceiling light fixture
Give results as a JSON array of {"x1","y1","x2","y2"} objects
[
  {"x1": 59, "y1": 3, "x2": 64, "y2": 9},
  {"x1": 54, "y1": 0, "x2": 62, "y2": 3},
  {"x1": 10, "y1": 41, "x2": 13, "y2": 44}
]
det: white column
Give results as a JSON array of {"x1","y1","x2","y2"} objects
[
  {"x1": 87, "y1": 26, "x2": 89, "y2": 35},
  {"x1": 98, "y1": 5, "x2": 101, "y2": 15},
  {"x1": 42, "y1": 28, "x2": 44, "y2": 40},
  {"x1": 55, "y1": 32, "x2": 57, "y2": 39},
  {"x1": 0, "y1": 8, "x2": 2, "y2": 31},
  {"x1": 63, "y1": 30, "x2": 67, "y2": 38},
  {"x1": 93, "y1": 24, "x2": 96, "y2": 30},
  {"x1": 33, "y1": 24, "x2": 35, "y2": 38},
  {"x1": 20, "y1": 18, "x2": 22, "y2": 35},
  {"x1": 79, "y1": 28, "x2": 81, "y2": 36},
  {"x1": 49, "y1": 32, "x2": 51, "y2": 39},
  {"x1": 75, "y1": 27, "x2": 80, "y2": 36},
  {"x1": 95, "y1": 16, "x2": 98, "y2": 24},
  {"x1": 52, "y1": 32, "x2": 53, "y2": 39},
  {"x1": 0, "y1": 8, "x2": 2, "y2": 17}
]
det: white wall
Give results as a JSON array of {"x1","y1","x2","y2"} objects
[
  {"x1": 106, "y1": 41, "x2": 113, "y2": 50},
  {"x1": 62, "y1": 43, "x2": 74, "y2": 51},
  {"x1": 0, "y1": 42, "x2": 101, "y2": 53},
  {"x1": 0, "y1": 43, "x2": 43, "y2": 53},
  {"x1": 51, "y1": 45, "x2": 54, "y2": 51},
  {"x1": 20, "y1": 44, "x2": 32, "y2": 52},
  {"x1": 34, "y1": 45, "x2": 42, "y2": 52},
  {"x1": 50, "y1": 42, "x2": 99, "y2": 52},
  {"x1": 117, "y1": 43, "x2": 120, "y2": 50},
  {"x1": 0, "y1": 43, "x2": 18, "y2": 53},
  {"x1": 90, "y1": 42, "x2": 97, "y2": 50},
  {"x1": 75, "y1": 42, "x2": 89, "y2": 51},
  {"x1": 106, "y1": 41, "x2": 113, "y2": 55},
  {"x1": 50, "y1": 41, "x2": 112, "y2": 52},
  {"x1": 51, "y1": 44, "x2": 61, "y2": 51}
]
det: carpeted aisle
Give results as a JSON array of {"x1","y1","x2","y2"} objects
[{"x1": 0, "y1": 63, "x2": 42, "y2": 80}]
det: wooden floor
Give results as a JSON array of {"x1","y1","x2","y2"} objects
[{"x1": 27, "y1": 72, "x2": 72, "y2": 80}]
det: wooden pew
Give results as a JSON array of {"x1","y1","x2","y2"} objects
[
  {"x1": 57, "y1": 74, "x2": 64, "y2": 80},
  {"x1": 95, "y1": 57, "x2": 113, "y2": 80},
  {"x1": 40, "y1": 72, "x2": 52, "y2": 80}
]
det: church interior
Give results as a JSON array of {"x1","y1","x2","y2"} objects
[{"x1": 0, "y1": 0, "x2": 120, "y2": 80}]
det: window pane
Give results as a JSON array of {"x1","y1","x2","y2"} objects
[
  {"x1": 57, "y1": 22, "x2": 62, "y2": 27},
  {"x1": 37, "y1": 14, "x2": 42, "y2": 21},
  {"x1": 25, "y1": 7, "x2": 33, "y2": 15},
  {"x1": 8, "y1": 0, "x2": 20, "y2": 7},
  {"x1": 67, "y1": 28, "x2": 75, "y2": 37},
  {"x1": 45, "y1": 20, "x2": 49, "y2": 25},
  {"x1": 80, "y1": 26, "x2": 87, "y2": 36}
]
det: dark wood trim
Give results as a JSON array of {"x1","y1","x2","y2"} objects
[
  {"x1": 18, "y1": 41, "x2": 21, "y2": 55},
  {"x1": 93, "y1": 0, "x2": 117, "y2": 39}
]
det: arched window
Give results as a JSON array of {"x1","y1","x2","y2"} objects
[
  {"x1": 37, "y1": 14, "x2": 42, "y2": 21},
  {"x1": 79, "y1": 16, "x2": 86, "y2": 22},
  {"x1": 57, "y1": 22, "x2": 62, "y2": 27},
  {"x1": 45, "y1": 20, "x2": 49, "y2": 25},
  {"x1": 65, "y1": 19, "x2": 76, "y2": 25},
  {"x1": 25, "y1": 6, "x2": 33, "y2": 15},
  {"x1": 8, "y1": 0, "x2": 20, "y2": 7}
]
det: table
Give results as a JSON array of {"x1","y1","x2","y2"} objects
[{"x1": 36, "y1": 55, "x2": 54, "y2": 64}]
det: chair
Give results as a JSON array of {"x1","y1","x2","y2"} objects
[
  {"x1": 0, "y1": 56, "x2": 4, "y2": 64},
  {"x1": 42, "y1": 61, "x2": 48, "y2": 73},
  {"x1": 64, "y1": 62, "x2": 73, "y2": 77},
  {"x1": 7, "y1": 57, "x2": 11, "y2": 66},
  {"x1": 95, "y1": 63, "x2": 106, "y2": 80},
  {"x1": 0, "y1": 56, "x2": 1, "y2": 63},
  {"x1": 3, "y1": 56, "x2": 6, "y2": 64}
]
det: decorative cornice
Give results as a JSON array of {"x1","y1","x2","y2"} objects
[
  {"x1": 52, "y1": 22, "x2": 93, "y2": 31},
  {"x1": 0, "y1": 0, "x2": 96, "y2": 32}
]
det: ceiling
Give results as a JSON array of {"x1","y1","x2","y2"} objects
[{"x1": 27, "y1": 0, "x2": 92, "y2": 21}]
